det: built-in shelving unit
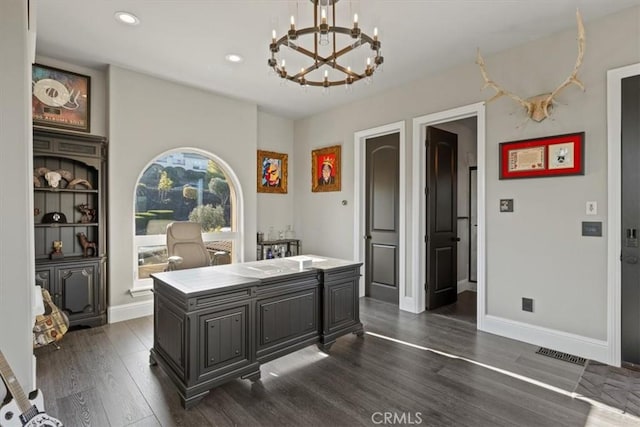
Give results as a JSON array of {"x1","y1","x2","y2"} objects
[{"x1": 33, "y1": 127, "x2": 108, "y2": 328}]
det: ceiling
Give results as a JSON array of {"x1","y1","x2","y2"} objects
[{"x1": 35, "y1": 0, "x2": 640, "y2": 120}]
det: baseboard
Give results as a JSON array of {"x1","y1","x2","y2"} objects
[
  {"x1": 457, "y1": 280, "x2": 477, "y2": 293},
  {"x1": 108, "y1": 299, "x2": 153, "y2": 324},
  {"x1": 481, "y1": 314, "x2": 609, "y2": 364}
]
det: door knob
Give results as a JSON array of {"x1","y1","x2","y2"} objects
[
  {"x1": 364, "y1": 235, "x2": 372, "y2": 240},
  {"x1": 452, "y1": 237, "x2": 461, "y2": 242}
]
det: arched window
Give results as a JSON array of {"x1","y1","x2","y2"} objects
[{"x1": 133, "y1": 149, "x2": 242, "y2": 286}]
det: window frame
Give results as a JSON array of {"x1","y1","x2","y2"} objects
[{"x1": 132, "y1": 148, "x2": 244, "y2": 290}]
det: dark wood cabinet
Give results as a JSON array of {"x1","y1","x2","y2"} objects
[{"x1": 33, "y1": 128, "x2": 107, "y2": 327}]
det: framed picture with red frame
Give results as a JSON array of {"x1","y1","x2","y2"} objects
[{"x1": 499, "y1": 132, "x2": 585, "y2": 179}]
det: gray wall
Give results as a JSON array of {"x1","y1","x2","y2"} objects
[
  {"x1": 294, "y1": 7, "x2": 640, "y2": 341},
  {"x1": 257, "y1": 111, "x2": 295, "y2": 238},
  {"x1": 0, "y1": 0, "x2": 36, "y2": 389},
  {"x1": 108, "y1": 66, "x2": 259, "y2": 308}
]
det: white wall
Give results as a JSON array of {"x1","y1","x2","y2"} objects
[
  {"x1": 108, "y1": 66, "x2": 258, "y2": 308},
  {"x1": 0, "y1": 0, "x2": 36, "y2": 389},
  {"x1": 257, "y1": 111, "x2": 295, "y2": 238},
  {"x1": 294, "y1": 7, "x2": 640, "y2": 350}
]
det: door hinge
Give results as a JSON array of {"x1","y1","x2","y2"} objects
[
  {"x1": 424, "y1": 283, "x2": 428, "y2": 291},
  {"x1": 424, "y1": 235, "x2": 428, "y2": 243}
]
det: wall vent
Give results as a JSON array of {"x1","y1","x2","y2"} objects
[{"x1": 535, "y1": 347, "x2": 587, "y2": 366}]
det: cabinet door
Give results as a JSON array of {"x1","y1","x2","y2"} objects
[
  {"x1": 257, "y1": 288, "x2": 318, "y2": 350},
  {"x1": 198, "y1": 303, "x2": 251, "y2": 378},
  {"x1": 35, "y1": 268, "x2": 52, "y2": 293},
  {"x1": 55, "y1": 262, "x2": 98, "y2": 319},
  {"x1": 325, "y1": 280, "x2": 357, "y2": 333}
]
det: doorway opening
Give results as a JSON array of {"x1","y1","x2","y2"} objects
[
  {"x1": 607, "y1": 62, "x2": 640, "y2": 367},
  {"x1": 425, "y1": 119, "x2": 478, "y2": 325},
  {"x1": 412, "y1": 102, "x2": 485, "y2": 327}
]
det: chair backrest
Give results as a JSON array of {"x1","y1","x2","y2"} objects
[{"x1": 166, "y1": 221, "x2": 210, "y2": 270}]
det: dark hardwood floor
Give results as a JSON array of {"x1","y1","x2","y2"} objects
[
  {"x1": 34, "y1": 298, "x2": 640, "y2": 426},
  {"x1": 429, "y1": 290, "x2": 477, "y2": 325}
]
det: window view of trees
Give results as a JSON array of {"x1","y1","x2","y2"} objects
[{"x1": 135, "y1": 152, "x2": 232, "y2": 235}]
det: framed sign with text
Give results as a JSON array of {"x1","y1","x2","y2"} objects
[{"x1": 499, "y1": 132, "x2": 584, "y2": 179}]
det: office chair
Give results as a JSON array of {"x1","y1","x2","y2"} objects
[{"x1": 165, "y1": 221, "x2": 211, "y2": 271}]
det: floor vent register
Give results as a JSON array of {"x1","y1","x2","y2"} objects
[{"x1": 535, "y1": 347, "x2": 587, "y2": 366}]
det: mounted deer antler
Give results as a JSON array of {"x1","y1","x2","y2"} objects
[{"x1": 476, "y1": 9, "x2": 585, "y2": 122}]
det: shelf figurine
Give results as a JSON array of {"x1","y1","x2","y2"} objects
[
  {"x1": 77, "y1": 203, "x2": 95, "y2": 223},
  {"x1": 50, "y1": 240, "x2": 64, "y2": 260},
  {"x1": 77, "y1": 232, "x2": 97, "y2": 257}
]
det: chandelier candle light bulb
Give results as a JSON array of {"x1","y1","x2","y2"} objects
[{"x1": 268, "y1": 0, "x2": 383, "y2": 88}]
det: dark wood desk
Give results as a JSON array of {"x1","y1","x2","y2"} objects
[{"x1": 149, "y1": 256, "x2": 363, "y2": 408}]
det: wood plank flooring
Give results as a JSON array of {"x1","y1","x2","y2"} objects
[{"x1": 33, "y1": 298, "x2": 640, "y2": 426}]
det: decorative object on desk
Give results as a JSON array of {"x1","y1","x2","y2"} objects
[
  {"x1": 499, "y1": 132, "x2": 584, "y2": 179},
  {"x1": 41, "y1": 212, "x2": 67, "y2": 224},
  {"x1": 312, "y1": 144, "x2": 341, "y2": 192},
  {"x1": 32, "y1": 63, "x2": 91, "y2": 132},
  {"x1": 476, "y1": 9, "x2": 585, "y2": 123},
  {"x1": 67, "y1": 178, "x2": 93, "y2": 189},
  {"x1": 77, "y1": 232, "x2": 97, "y2": 257},
  {"x1": 50, "y1": 240, "x2": 64, "y2": 259},
  {"x1": 77, "y1": 203, "x2": 95, "y2": 223},
  {"x1": 257, "y1": 149, "x2": 288, "y2": 194}
]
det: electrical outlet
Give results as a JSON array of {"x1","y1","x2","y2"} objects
[{"x1": 522, "y1": 297, "x2": 534, "y2": 312}]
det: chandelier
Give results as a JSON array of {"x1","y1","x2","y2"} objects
[{"x1": 268, "y1": 0, "x2": 383, "y2": 88}]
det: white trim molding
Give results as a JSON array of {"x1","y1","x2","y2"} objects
[
  {"x1": 353, "y1": 121, "x2": 407, "y2": 310},
  {"x1": 483, "y1": 315, "x2": 610, "y2": 364},
  {"x1": 411, "y1": 103, "x2": 486, "y2": 321},
  {"x1": 108, "y1": 299, "x2": 153, "y2": 324},
  {"x1": 607, "y1": 62, "x2": 640, "y2": 367}
]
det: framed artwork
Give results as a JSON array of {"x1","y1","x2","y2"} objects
[
  {"x1": 32, "y1": 63, "x2": 91, "y2": 132},
  {"x1": 312, "y1": 144, "x2": 341, "y2": 192},
  {"x1": 499, "y1": 132, "x2": 584, "y2": 179},
  {"x1": 257, "y1": 150, "x2": 288, "y2": 193}
]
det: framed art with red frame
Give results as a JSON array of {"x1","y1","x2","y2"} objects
[{"x1": 499, "y1": 132, "x2": 584, "y2": 179}]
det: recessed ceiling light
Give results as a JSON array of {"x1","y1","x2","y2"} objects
[
  {"x1": 225, "y1": 54, "x2": 243, "y2": 63},
  {"x1": 114, "y1": 11, "x2": 140, "y2": 26}
]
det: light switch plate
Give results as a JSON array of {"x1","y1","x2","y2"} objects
[
  {"x1": 500, "y1": 199, "x2": 514, "y2": 212},
  {"x1": 582, "y1": 221, "x2": 602, "y2": 237},
  {"x1": 586, "y1": 201, "x2": 597, "y2": 215}
]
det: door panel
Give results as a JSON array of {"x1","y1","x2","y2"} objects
[
  {"x1": 469, "y1": 167, "x2": 478, "y2": 283},
  {"x1": 426, "y1": 127, "x2": 458, "y2": 310},
  {"x1": 622, "y1": 74, "x2": 640, "y2": 366},
  {"x1": 365, "y1": 133, "x2": 400, "y2": 304}
]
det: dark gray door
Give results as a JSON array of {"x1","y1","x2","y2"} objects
[
  {"x1": 365, "y1": 133, "x2": 400, "y2": 304},
  {"x1": 426, "y1": 127, "x2": 458, "y2": 310},
  {"x1": 622, "y1": 74, "x2": 640, "y2": 366},
  {"x1": 469, "y1": 167, "x2": 478, "y2": 283}
]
